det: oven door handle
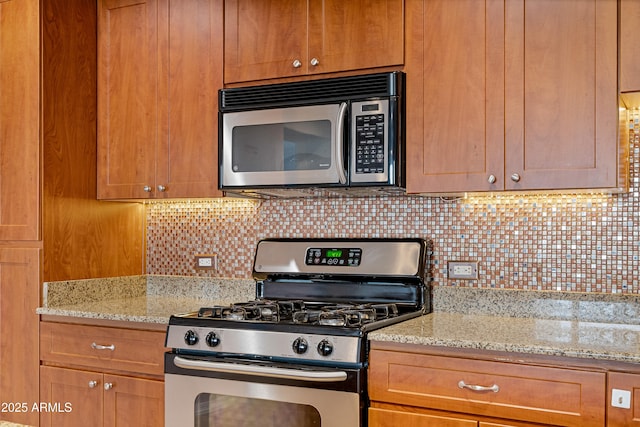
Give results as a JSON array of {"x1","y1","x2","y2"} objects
[{"x1": 173, "y1": 356, "x2": 348, "y2": 382}]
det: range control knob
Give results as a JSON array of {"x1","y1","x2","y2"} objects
[
  {"x1": 184, "y1": 330, "x2": 199, "y2": 346},
  {"x1": 205, "y1": 332, "x2": 221, "y2": 347},
  {"x1": 292, "y1": 337, "x2": 309, "y2": 354},
  {"x1": 317, "y1": 339, "x2": 334, "y2": 357}
]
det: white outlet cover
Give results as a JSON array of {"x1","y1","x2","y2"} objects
[
  {"x1": 198, "y1": 257, "x2": 213, "y2": 267},
  {"x1": 612, "y1": 388, "x2": 632, "y2": 409}
]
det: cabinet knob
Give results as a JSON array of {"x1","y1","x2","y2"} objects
[
  {"x1": 104, "y1": 383, "x2": 113, "y2": 391},
  {"x1": 157, "y1": 185, "x2": 166, "y2": 192},
  {"x1": 510, "y1": 173, "x2": 521, "y2": 183},
  {"x1": 487, "y1": 174, "x2": 497, "y2": 184},
  {"x1": 143, "y1": 186, "x2": 152, "y2": 192},
  {"x1": 292, "y1": 59, "x2": 302, "y2": 68},
  {"x1": 88, "y1": 380, "x2": 98, "y2": 388},
  {"x1": 310, "y1": 57, "x2": 319, "y2": 66}
]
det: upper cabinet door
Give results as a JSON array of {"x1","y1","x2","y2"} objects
[
  {"x1": 620, "y1": 0, "x2": 640, "y2": 93},
  {"x1": 0, "y1": 0, "x2": 40, "y2": 240},
  {"x1": 224, "y1": 0, "x2": 405, "y2": 84},
  {"x1": 98, "y1": 0, "x2": 222, "y2": 199},
  {"x1": 406, "y1": 0, "x2": 622, "y2": 194},
  {"x1": 504, "y1": 0, "x2": 619, "y2": 191},
  {"x1": 224, "y1": 0, "x2": 309, "y2": 83},
  {"x1": 307, "y1": 0, "x2": 404, "y2": 75},
  {"x1": 97, "y1": 0, "x2": 158, "y2": 199},
  {"x1": 155, "y1": 0, "x2": 223, "y2": 198},
  {"x1": 405, "y1": 0, "x2": 505, "y2": 194}
]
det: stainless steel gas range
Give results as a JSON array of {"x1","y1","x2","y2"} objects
[{"x1": 164, "y1": 238, "x2": 431, "y2": 427}]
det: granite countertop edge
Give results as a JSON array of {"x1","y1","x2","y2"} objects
[
  {"x1": 37, "y1": 275, "x2": 255, "y2": 324},
  {"x1": 369, "y1": 311, "x2": 640, "y2": 364},
  {"x1": 37, "y1": 279, "x2": 640, "y2": 364}
]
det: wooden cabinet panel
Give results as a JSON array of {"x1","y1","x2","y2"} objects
[
  {"x1": 621, "y1": 0, "x2": 640, "y2": 93},
  {"x1": 406, "y1": 0, "x2": 622, "y2": 194},
  {"x1": 369, "y1": 349, "x2": 606, "y2": 426},
  {"x1": 42, "y1": 0, "x2": 144, "y2": 281},
  {"x1": 307, "y1": 0, "x2": 404, "y2": 75},
  {"x1": 608, "y1": 371, "x2": 640, "y2": 426},
  {"x1": 40, "y1": 322, "x2": 166, "y2": 376},
  {"x1": 405, "y1": 0, "x2": 504, "y2": 193},
  {"x1": 40, "y1": 366, "x2": 164, "y2": 427},
  {"x1": 224, "y1": 0, "x2": 404, "y2": 83},
  {"x1": 369, "y1": 407, "x2": 477, "y2": 427},
  {"x1": 0, "y1": 0, "x2": 40, "y2": 240},
  {"x1": 224, "y1": 0, "x2": 308, "y2": 82},
  {"x1": 40, "y1": 366, "x2": 104, "y2": 427},
  {"x1": 504, "y1": 0, "x2": 619, "y2": 191},
  {"x1": 103, "y1": 373, "x2": 163, "y2": 427},
  {"x1": 98, "y1": 0, "x2": 222, "y2": 199},
  {"x1": 0, "y1": 248, "x2": 40, "y2": 426},
  {"x1": 97, "y1": 0, "x2": 158, "y2": 199},
  {"x1": 156, "y1": 0, "x2": 222, "y2": 198}
]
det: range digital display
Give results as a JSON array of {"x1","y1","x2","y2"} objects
[{"x1": 305, "y1": 247, "x2": 362, "y2": 267}]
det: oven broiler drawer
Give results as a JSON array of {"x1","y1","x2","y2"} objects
[{"x1": 40, "y1": 322, "x2": 166, "y2": 376}]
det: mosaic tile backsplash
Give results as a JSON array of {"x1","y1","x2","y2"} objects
[{"x1": 146, "y1": 111, "x2": 640, "y2": 294}]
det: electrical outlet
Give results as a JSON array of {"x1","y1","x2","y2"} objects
[
  {"x1": 447, "y1": 261, "x2": 478, "y2": 280},
  {"x1": 612, "y1": 389, "x2": 632, "y2": 409},
  {"x1": 195, "y1": 254, "x2": 217, "y2": 270}
]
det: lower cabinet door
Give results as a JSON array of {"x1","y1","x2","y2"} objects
[
  {"x1": 103, "y1": 373, "x2": 164, "y2": 427},
  {"x1": 40, "y1": 366, "x2": 103, "y2": 427},
  {"x1": 369, "y1": 407, "x2": 477, "y2": 427},
  {"x1": 40, "y1": 366, "x2": 164, "y2": 427},
  {"x1": 608, "y1": 371, "x2": 640, "y2": 426}
]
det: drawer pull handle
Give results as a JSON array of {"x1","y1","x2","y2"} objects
[
  {"x1": 91, "y1": 342, "x2": 116, "y2": 351},
  {"x1": 458, "y1": 380, "x2": 500, "y2": 393},
  {"x1": 88, "y1": 380, "x2": 98, "y2": 388}
]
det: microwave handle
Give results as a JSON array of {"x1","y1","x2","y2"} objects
[{"x1": 335, "y1": 102, "x2": 348, "y2": 185}]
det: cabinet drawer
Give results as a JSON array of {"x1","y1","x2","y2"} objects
[
  {"x1": 40, "y1": 322, "x2": 166, "y2": 376},
  {"x1": 369, "y1": 349, "x2": 605, "y2": 426}
]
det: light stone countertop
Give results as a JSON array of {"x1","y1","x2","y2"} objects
[
  {"x1": 36, "y1": 275, "x2": 255, "y2": 324},
  {"x1": 369, "y1": 286, "x2": 640, "y2": 364},
  {"x1": 37, "y1": 278, "x2": 640, "y2": 363}
]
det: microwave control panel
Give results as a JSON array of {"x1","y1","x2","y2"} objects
[
  {"x1": 355, "y1": 114, "x2": 385, "y2": 174},
  {"x1": 351, "y1": 99, "x2": 389, "y2": 183}
]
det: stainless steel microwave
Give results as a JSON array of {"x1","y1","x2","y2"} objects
[{"x1": 218, "y1": 72, "x2": 405, "y2": 197}]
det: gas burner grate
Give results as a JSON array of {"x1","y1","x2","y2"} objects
[{"x1": 196, "y1": 301, "x2": 399, "y2": 327}]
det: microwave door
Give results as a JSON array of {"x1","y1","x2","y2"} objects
[{"x1": 220, "y1": 104, "x2": 347, "y2": 189}]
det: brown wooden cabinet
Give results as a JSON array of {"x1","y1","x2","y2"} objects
[
  {"x1": 223, "y1": 0, "x2": 404, "y2": 84},
  {"x1": 97, "y1": 0, "x2": 223, "y2": 199},
  {"x1": 621, "y1": 0, "x2": 640, "y2": 93},
  {"x1": 1, "y1": 0, "x2": 143, "y2": 424},
  {"x1": 40, "y1": 321, "x2": 166, "y2": 427},
  {"x1": 0, "y1": 248, "x2": 41, "y2": 426},
  {"x1": 369, "y1": 343, "x2": 606, "y2": 427},
  {"x1": 0, "y1": 0, "x2": 40, "y2": 241},
  {"x1": 405, "y1": 0, "x2": 623, "y2": 194},
  {"x1": 608, "y1": 372, "x2": 640, "y2": 426},
  {"x1": 40, "y1": 366, "x2": 163, "y2": 427}
]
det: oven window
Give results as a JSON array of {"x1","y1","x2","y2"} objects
[
  {"x1": 194, "y1": 393, "x2": 321, "y2": 426},
  {"x1": 231, "y1": 120, "x2": 332, "y2": 172}
]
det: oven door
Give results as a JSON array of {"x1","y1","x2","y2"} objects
[
  {"x1": 165, "y1": 353, "x2": 362, "y2": 427},
  {"x1": 220, "y1": 103, "x2": 348, "y2": 189}
]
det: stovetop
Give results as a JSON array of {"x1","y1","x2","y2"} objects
[{"x1": 165, "y1": 238, "x2": 431, "y2": 366}]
